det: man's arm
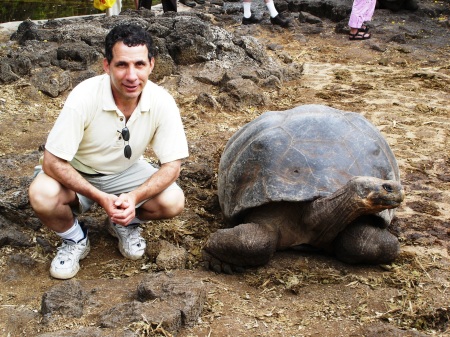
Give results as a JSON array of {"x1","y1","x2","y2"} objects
[
  {"x1": 123, "y1": 159, "x2": 181, "y2": 205},
  {"x1": 42, "y1": 149, "x2": 119, "y2": 215},
  {"x1": 110, "y1": 160, "x2": 182, "y2": 225}
]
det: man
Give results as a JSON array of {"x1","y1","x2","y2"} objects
[
  {"x1": 28, "y1": 24, "x2": 189, "y2": 280},
  {"x1": 241, "y1": 0, "x2": 290, "y2": 27}
]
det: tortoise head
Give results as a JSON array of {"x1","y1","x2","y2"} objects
[{"x1": 350, "y1": 176, "x2": 405, "y2": 211}]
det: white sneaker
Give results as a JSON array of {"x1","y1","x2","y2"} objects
[
  {"x1": 50, "y1": 228, "x2": 90, "y2": 280},
  {"x1": 106, "y1": 218, "x2": 146, "y2": 260}
]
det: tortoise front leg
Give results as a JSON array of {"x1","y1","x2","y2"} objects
[
  {"x1": 202, "y1": 222, "x2": 278, "y2": 274},
  {"x1": 332, "y1": 218, "x2": 400, "y2": 264}
]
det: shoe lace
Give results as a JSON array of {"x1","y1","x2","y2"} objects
[
  {"x1": 116, "y1": 225, "x2": 145, "y2": 247},
  {"x1": 56, "y1": 240, "x2": 84, "y2": 260}
]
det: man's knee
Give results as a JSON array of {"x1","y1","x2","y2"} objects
[
  {"x1": 140, "y1": 188, "x2": 185, "y2": 219},
  {"x1": 29, "y1": 174, "x2": 72, "y2": 212},
  {"x1": 160, "y1": 189, "x2": 185, "y2": 217}
]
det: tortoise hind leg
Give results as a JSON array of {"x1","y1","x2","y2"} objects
[
  {"x1": 202, "y1": 222, "x2": 278, "y2": 274},
  {"x1": 332, "y1": 219, "x2": 399, "y2": 264}
]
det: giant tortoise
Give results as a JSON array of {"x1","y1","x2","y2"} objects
[{"x1": 203, "y1": 105, "x2": 405, "y2": 273}]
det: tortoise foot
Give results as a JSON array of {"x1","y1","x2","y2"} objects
[
  {"x1": 202, "y1": 223, "x2": 278, "y2": 273},
  {"x1": 202, "y1": 250, "x2": 245, "y2": 274},
  {"x1": 333, "y1": 221, "x2": 399, "y2": 264}
]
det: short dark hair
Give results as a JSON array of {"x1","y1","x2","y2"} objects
[{"x1": 104, "y1": 24, "x2": 156, "y2": 63}]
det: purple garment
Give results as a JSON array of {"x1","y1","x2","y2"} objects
[{"x1": 348, "y1": 0, "x2": 376, "y2": 29}]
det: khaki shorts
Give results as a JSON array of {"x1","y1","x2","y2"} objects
[{"x1": 35, "y1": 158, "x2": 181, "y2": 214}]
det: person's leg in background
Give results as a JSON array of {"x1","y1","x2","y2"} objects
[
  {"x1": 241, "y1": 0, "x2": 290, "y2": 27},
  {"x1": 106, "y1": 0, "x2": 122, "y2": 16},
  {"x1": 265, "y1": 0, "x2": 290, "y2": 27},
  {"x1": 162, "y1": 0, "x2": 178, "y2": 11},
  {"x1": 241, "y1": 0, "x2": 260, "y2": 25},
  {"x1": 138, "y1": 0, "x2": 152, "y2": 9},
  {"x1": 348, "y1": 0, "x2": 375, "y2": 40}
]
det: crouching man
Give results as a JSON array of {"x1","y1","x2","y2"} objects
[{"x1": 28, "y1": 24, "x2": 189, "y2": 280}]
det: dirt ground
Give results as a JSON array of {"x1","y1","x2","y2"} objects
[{"x1": 0, "y1": 7, "x2": 450, "y2": 337}]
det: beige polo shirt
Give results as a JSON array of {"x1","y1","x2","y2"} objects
[{"x1": 45, "y1": 74, "x2": 189, "y2": 175}]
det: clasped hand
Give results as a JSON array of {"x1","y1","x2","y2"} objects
[{"x1": 102, "y1": 193, "x2": 137, "y2": 226}]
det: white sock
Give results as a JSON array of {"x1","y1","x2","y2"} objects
[
  {"x1": 243, "y1": 2, "x2": 252, "y2": 18},
  {"x1": 266, "y1": 1, "x2": 278, "y2": 18},
  {"x1": 57, "y1": 219, "x2": 85, "y2": 242}
]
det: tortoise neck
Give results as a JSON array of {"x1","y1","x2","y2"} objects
[{"x1": 301, "y1": 187, "x2": 368, "y2": 248}]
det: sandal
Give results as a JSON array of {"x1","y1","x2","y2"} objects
[
  {"x1": 349, "y1": 31, "x2": 371, "y2": 40},
  {"x1": 358, "y1": 25, "x2": 369, "y2": 33}
]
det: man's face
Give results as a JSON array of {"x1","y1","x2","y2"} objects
[{"x1": 103, "y1": 41, "x2": 154, "y2": 105}]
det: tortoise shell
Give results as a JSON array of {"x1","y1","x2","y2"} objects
[{"x1": 218, "y1": 105, "x2": 400, "y2": 223}]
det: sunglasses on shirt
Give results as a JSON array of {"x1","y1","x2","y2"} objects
[{"x1": 118, "y1": 127, "x2": 132, "y2": 159}]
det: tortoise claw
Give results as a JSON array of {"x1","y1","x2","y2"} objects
[{"x1": 202, "y1": 249, "x2": 240, "y2": 274}]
